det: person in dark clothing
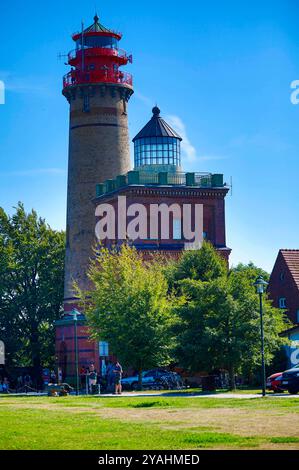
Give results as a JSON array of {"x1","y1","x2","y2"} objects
[
  {"x1": 50, "y1": 370, "x2": 56, "y2": 384},
  {"x1": 106, "y1": 362, "x2": 115, "y2": 392},
  {"x1": 113, "y1": 361, "x2": 123, "y2": 395}
]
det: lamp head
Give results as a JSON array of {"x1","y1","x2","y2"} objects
[
  {"x1": 69, "y1": 308, "x2": 81, "y2": 321},
  {"x1": 253, "y1": 275, "x2": 269, "y2": 294}
]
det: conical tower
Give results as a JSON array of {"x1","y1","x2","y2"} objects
[{"x1": 62, "y1": 15, "x2": 133, "y2": 308}]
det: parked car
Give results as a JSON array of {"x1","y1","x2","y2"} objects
[
  {"x1": 266, "y1": 372, "x2": 284, "y2": 393},
  {"x1": 121, "y1": 369, "x2": 180, "y2": 390},
  {"x1": 280, "y1": 364, "x2": 299, "y2": 394}
]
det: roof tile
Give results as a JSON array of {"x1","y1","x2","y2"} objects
[{"x1": 281, "y1": 249, "x2": 299, "y2": 290}]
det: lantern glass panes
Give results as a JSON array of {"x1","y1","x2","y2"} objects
[{"x1": 134, "y1": 137, "x2": 181, "y2": 168}]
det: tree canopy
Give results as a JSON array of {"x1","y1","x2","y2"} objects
[
  {"x1": 167, "y1": 241, "x2": 227, "y2": 288},
  {"x1": 171, "y1": 245, "x2": 289, "y2": 388},
  {"x1": 0, "y1": 203, "x2": 65, "y2": 382},
  {"x1": 78, "y1": 244, "x2": 178, "y2": 388}
]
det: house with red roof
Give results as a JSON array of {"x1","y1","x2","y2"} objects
[
  {"x1": 268, "y1": 249, "x2": 299, "y2": 325},
  {"x1": 268, "y1": 250, "x2": 299, "y2": 367}
]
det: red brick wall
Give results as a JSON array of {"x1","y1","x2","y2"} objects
[
  {"x1": 55, "y1": 323, "x2": 100, "y2": 382},
  {"x1": 268, "y1": 252, "x2": 299, "y2": 324},
  {"x1": 95, "y1": 186, "x2": 230, "y2": 256}
]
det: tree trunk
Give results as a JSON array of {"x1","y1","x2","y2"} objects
[
  {"x1": 228, "y1": 365, "x2": 236, "y2": 391},
  {"x1": 138, "y1": 369, "x2": 143, "y2": 391},
  {"x1": 31, "y1": 330, "x2": 42, "y2": 390},
  {"x1": 33, "y1": 355, "x2": 42, "y2": 390}
]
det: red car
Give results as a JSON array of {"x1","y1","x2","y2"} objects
[{"x1": 266, "y1": 372, "x2": 284, "y2": 393}]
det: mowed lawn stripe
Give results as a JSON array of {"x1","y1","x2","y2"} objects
[{"x1": 0, "y1": 396, "x2": 298, "y2": 450}]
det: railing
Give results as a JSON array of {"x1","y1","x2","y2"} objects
[
  {"x1": 136, "y1": 172, "x2": 211, "y2": 187},
  {"x1": 138, "y1": 172, "x2": 159, "y2": 185},
  {"x1": 63, "y1": 69, "x2": 133, "y2": 88},
  {"x1": 168, "y1": 172, "x2": 186, "y2": 185},
  {"x1": 195, "y1": 173, "x2": 212, "y2": 187},
  {"x1": 68, "y1": 46, "x2": 128, "y2": 62},
  {"x1": 96, "y1": 171, "x2": 221, "y2": 197},
  {"x1": 137, "y1": 172, "x2": 186, "y2": 185}
]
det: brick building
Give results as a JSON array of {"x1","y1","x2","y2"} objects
[
  {"x1": 268, "y1": 249, "x2": 299, "y2": 325},
  {"x1": 94, "y1": 106, "x2": 230, "y2": 261},
  {"x1": 55, "y1": 15, "x2": 230, "y2": 383}
]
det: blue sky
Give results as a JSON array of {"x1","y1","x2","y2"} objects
[{"x1": 0, "y1": 0, "x2": 298, "y2": 272}]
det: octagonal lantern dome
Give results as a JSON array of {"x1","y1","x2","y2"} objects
[{"x1": 133, "y1": 107, "x2": 182, "y2": 173}]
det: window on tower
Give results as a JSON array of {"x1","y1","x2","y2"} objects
[
  {"x1": 77, "y1": 36, "x2": 118, "y2": 50},
  {"x1": 134, "y1": 137, "x2": 181, "y2": 168}
]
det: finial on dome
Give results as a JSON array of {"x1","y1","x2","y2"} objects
[
  {"x1": 94, "y1": 13, "x2": 99, "y2": 23},
  {"x1": 152, "y1": 106, "x2": 160, "y2": 116}
]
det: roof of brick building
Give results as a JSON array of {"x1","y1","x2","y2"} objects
[{"x1": 281, "y1": 249, "x2": 299, "y2": 290}]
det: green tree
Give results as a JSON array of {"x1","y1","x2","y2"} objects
[
  {"x1": 174, "y1": 247, "x2": 288, "y2": 389},
  {"x1": 0, "y1": 203, "x2": 65, "y2": 383},
  {"x1": 228, "y1": 265, "x2": 290, "y2": 382},
  {"x1": 230, "y1": 261, "x2": 269, "y2": 283},
  {"x1": 167, "y1": 242, "x2": 227, "y2": 286},
  {"x1": 78, "y1": 244, "x2": 177, "y2": 389}
]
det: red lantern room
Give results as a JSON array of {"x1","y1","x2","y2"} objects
[{"x1": 63, "y1": 14, "x2": 133, "y2": 90}]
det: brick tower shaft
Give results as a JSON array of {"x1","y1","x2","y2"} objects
[{"x1": 62, "y1": 15, "x2": 133, "y2": 306}]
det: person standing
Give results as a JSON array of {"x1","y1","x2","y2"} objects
[
  {"x1": 50, "y1": 370, "x2": 56, "y2": 384},
  {"x1": 106, "y1": 362, "x2": 114, "y2": 392},
  {"x1": 113, "y1": 361, "x2": 123, "y2": 395},
  {"x1": 24, "y1": 374, "x2": 31, "y2": 388},
  {"x1": 88, "y1": 364, "x2": 97, "y2": 394},
  {"x1": 58, "y1": 367, "x2": 63, "y2": 384},
  {"x1": 2, "y1": 377, "x2": 9, "y2": 393}
]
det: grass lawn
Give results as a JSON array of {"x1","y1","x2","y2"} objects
[{"x1": 0, "y1": 395, "x2": 298, "y2": 450}]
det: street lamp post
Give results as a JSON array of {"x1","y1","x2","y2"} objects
[
  {"x1": 253, "y1": 275, "x2": 269, "y2": 397},
  {"x1": 70, "y1": 309, "x2": 80, "y2": 396}
]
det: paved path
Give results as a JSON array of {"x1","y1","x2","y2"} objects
[
  {"x1": 99, "y1": 391, "x2": 299, "y2": 399},
  {"x1": 3, "y1": 391, "x2": 298, "y2": 398}
]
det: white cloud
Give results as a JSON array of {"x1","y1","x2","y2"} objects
[{"x1": 166, "y1": 115, "x2": 197, "y2": 163}]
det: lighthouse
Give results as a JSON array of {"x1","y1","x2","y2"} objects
[
  {"x1": 56, "y1": 14, "x2": 230, "y2": 383},
  {"x1": 62, "y1": 15, "x2": 133, "y2": 308}
]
